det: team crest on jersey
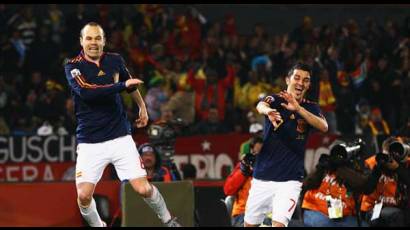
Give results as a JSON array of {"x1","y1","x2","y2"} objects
[
  {"x1": 264, "y1": 96, "x2": 274, "y2": 104},
  {"x1": 70, "y1": 69, "x2": 81, "y2": 78},
  {"x1": 296, "y1": 119, "x2": 307, "y2": 133}
]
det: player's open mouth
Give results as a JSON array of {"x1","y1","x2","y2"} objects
[{"x1": 295, "y1": 87, "x2": 303, "y2": 94}]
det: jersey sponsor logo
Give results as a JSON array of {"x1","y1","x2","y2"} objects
[
  {"x1": 70, "y1": 69, "x2": 81, "y2": 78},
  {"x1": 290, "y1": 114, "x2": 295, "y2": 120},
  {"x1": 264, "y1": 96, "x2": 274, "y2": 104}
]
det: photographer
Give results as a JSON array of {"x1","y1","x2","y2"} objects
[
  {"x1": 223, "y1": 136, "x2": 263, "y2": 227},
  {"x1": 301, "y1": 139, "x2": 370, "y2": 227},
  {"x1": 147, "y1": 111, "x2": 184, "y2": 181},
  {"x1": 138, "y1": 143, "x2": 173, "y2": 182},
  {"x1": 360, "y1": 136, "x2": 410, "y2": 227}
]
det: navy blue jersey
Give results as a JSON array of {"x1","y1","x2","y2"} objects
[
  {"x1": 253, "y1": 94, "x2": 324, "y2": 182},
  {"x1": 64, "y1": 51, "x2": 133, "y2": 143}
]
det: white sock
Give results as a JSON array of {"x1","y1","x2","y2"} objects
[
  {"x1": 78, "y1": 198, "x2": 104, "y2": 227},
  {"x1": 143, "y1": 185, "x2": 172, "y2": 223}
]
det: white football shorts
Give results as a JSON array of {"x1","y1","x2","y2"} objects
[
  {"x1": 244, "y1": 178, "x2": 302, "y2": 226},
  {"x1": 75, "y1": 135, "x2": 146, "y2": 184}
]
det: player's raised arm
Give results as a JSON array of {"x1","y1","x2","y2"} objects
[{"x1": 279, "y1": 90, "x2": 328, "y2": 133}]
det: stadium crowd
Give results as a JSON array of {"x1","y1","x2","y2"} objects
[{"x1": 0, "y1": 4, "x2": 409, "y2": 140}]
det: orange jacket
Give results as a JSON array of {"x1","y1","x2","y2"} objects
[
  {"x1": 360, "y1": 156, "x2": 410, "y2": 212},
  {"x1": 302, "y1": 173, "x2": 357, "y2": 217},
  {"x1": 147, "y1": 166, "x2": 172, "y2": 182},
  {"x1": 223, "y1": 163, "x2": 252, "y2": 217}
]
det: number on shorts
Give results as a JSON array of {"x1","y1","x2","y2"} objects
[{"x1": 288, "y1": 198, "x2": 296, "y2": 212}]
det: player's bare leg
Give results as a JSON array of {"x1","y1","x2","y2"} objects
[
  {"x1": 244, "y1": 221, "x2": 260, "y2": 227},
  {"x1": 129, "y1": 177, "x2": 181, "y2": 227},
  {"x1": 272, "y1": 220, "x2": 286, "y2": 227},
  {"x1": 77, "y1": 182, "x2": 106, "y2": 227}
]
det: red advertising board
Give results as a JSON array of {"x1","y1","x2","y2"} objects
[
  {"x1": 172, "y1": 133, "x2": 250, "y2": 179},
  {"x1": 0, "y1": 162, "x2": 113, "y2": 183},
  {"x1": 0, "y1": 133, "x2": 251, "y2": 181}
]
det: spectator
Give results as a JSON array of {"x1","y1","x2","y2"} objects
[
  {"x1": 224, "y1": 136, "x2": 263, "y2": 227},
  {"x1": 181, "y1": 163, "x2": 197, "y2": 180},
  {"x1": 61, "y1": 98, "x2": 76, "y2": 134},
  {"x1": 144, "y1": 75, "x2": 169, "y2": 122},
  {"x1": 42, "y1": 4, "x2": 65, "y2": 44},
  {"x1": 236, "y1": 70, "x2": 271, "y2": 113},
  {"x1": 187, "y1": 65, "x2": 235, "y2": 122},
  {"x1": 16, "y1": 6, "x2": 37, "y2": 48},
  {"x1": 191, "y1": 106, "x2": 230, "y2": 135},
  {"x1": 138, "y1": 142, "x2": 173, "y2": 182},
  {"x1": 317, "y1": 68, "x2": 338, "y2": 134},
  {"x1": 238, "y1": 122, "x2": 263, "y2": 160},
  {"x1": 165, "y1": 61, "x2": 196, "y2": 126},
  {"x1": 301, "y1": 154, "x2": 369, "y2": 227},
  {"x1": 26, "y1": 25, "x2": 60, "y2": 75},
  {"x1": 363, "y1": 107, "x2": 391, "y2": 153},
  {"x1": 360, "y1": 136, "x2": 410, "y2": 227},
  {"x1": 2, "y1": 28, "x2": 26, "y2": 72}
]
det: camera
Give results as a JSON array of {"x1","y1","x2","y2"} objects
[
  {"x1": 147, "y1": 118, "x2": 184, "y2": 160},
  {"x1": 147, "y1": 118, "x2": 185, "y2": 180},
  {"x1": 388, "y1": 141, "x2": 410, "y2": 163},
  {"x1": 240, "y1": 153, "x2": 256, "y2": 176},
  {"x1": 242, "y1": 153, "x2": 256, "y2": 167},
  {"x1": 329, "y1": 138, "x2": 365, "y2": 166}
]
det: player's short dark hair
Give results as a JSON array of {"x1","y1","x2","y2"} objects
[
  {"x1": 80, "y1": 22, "x2": 105, "y2": 38},
  {"x1": 287, "y1": 62, "x2": 312, "y2": 77}
]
